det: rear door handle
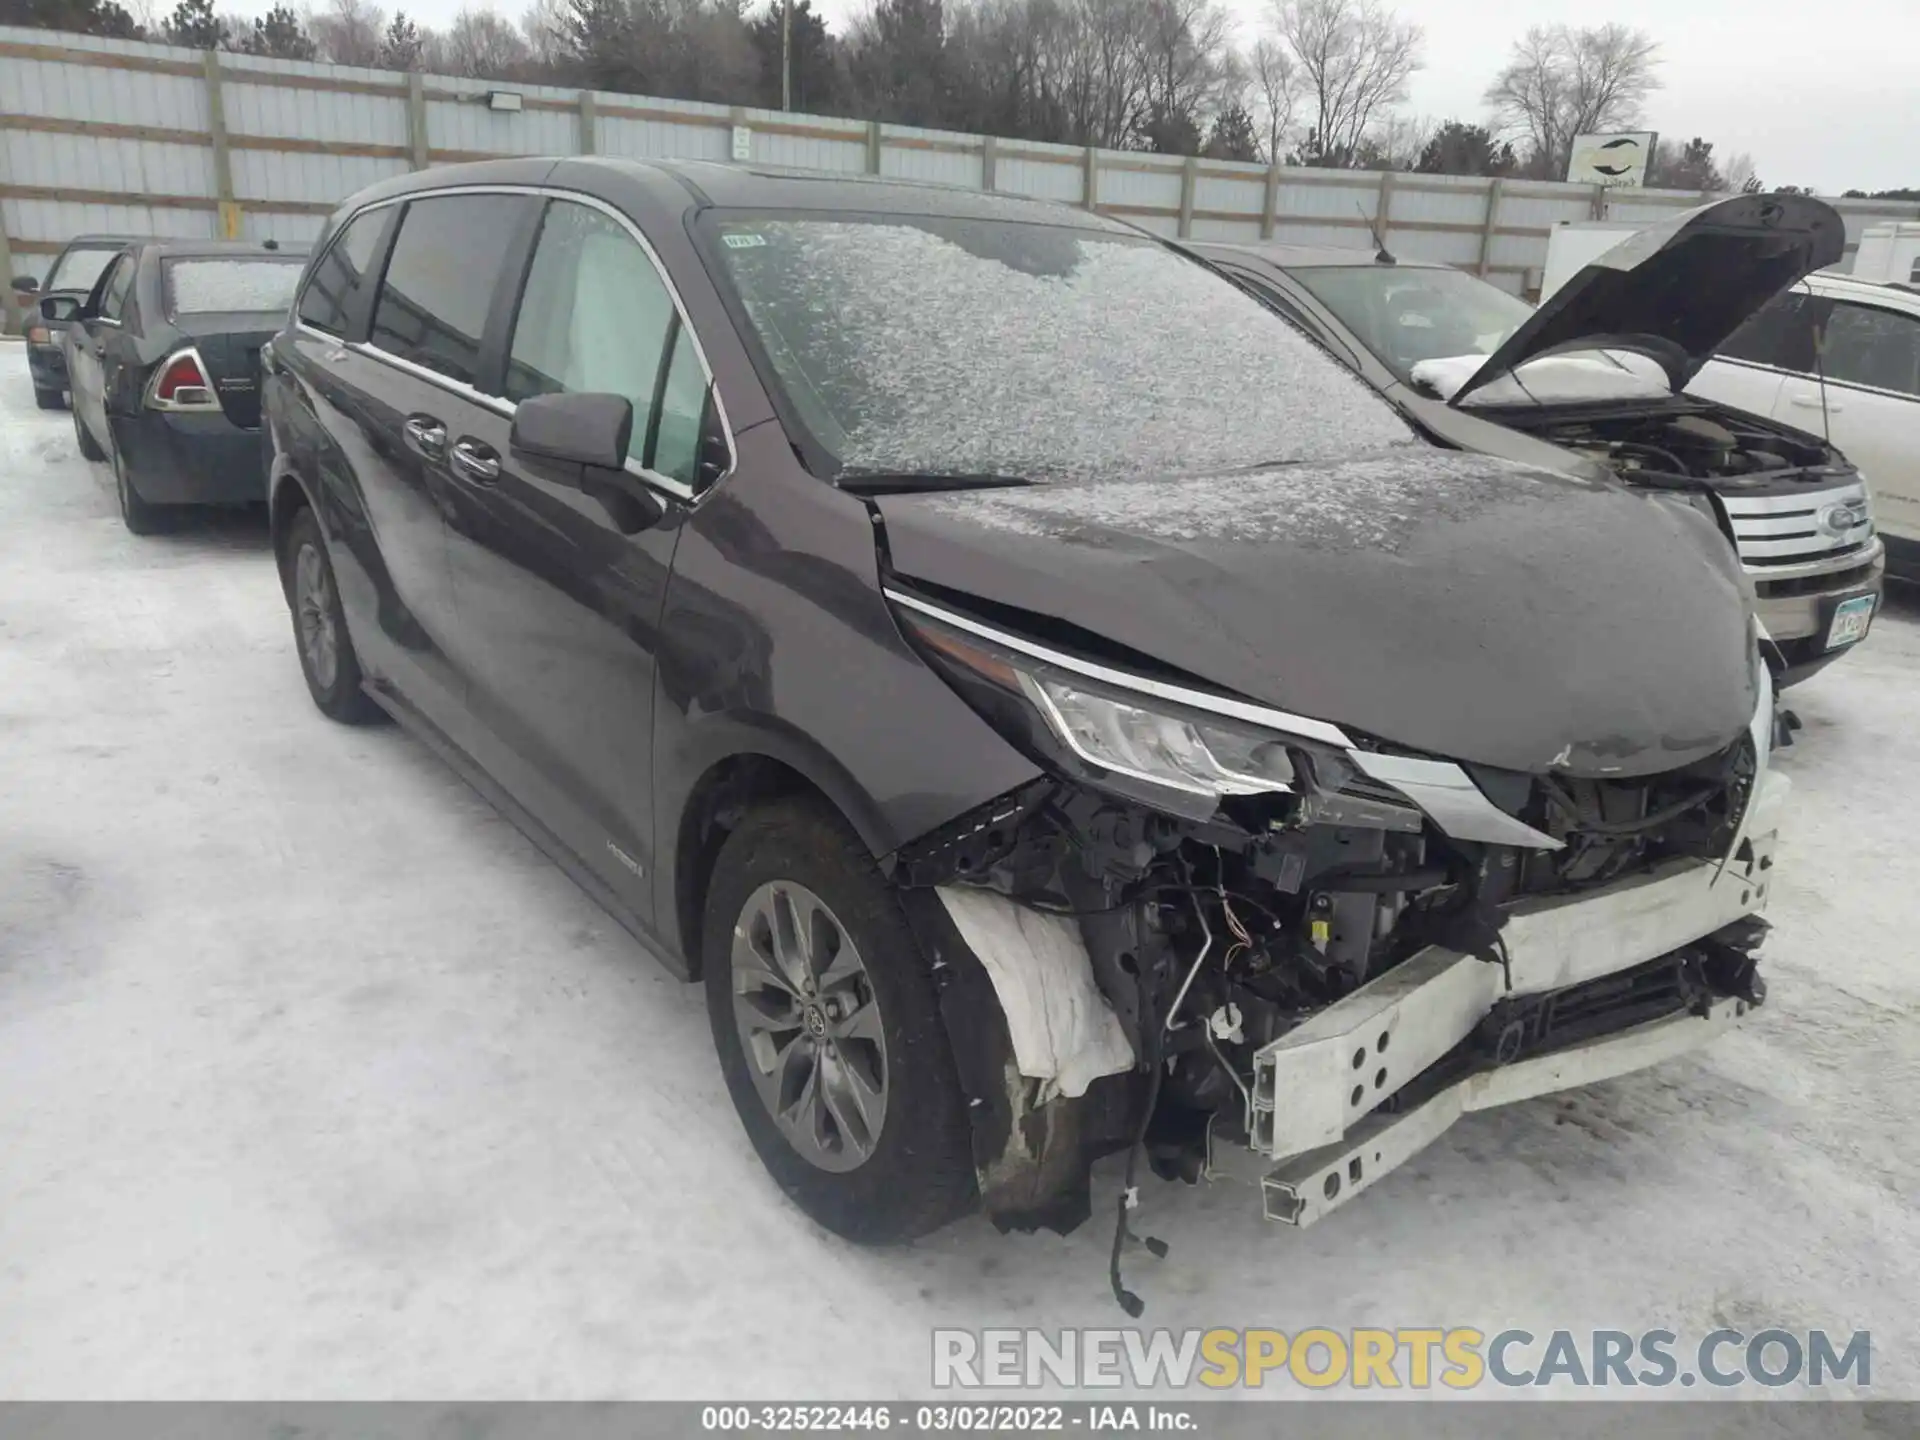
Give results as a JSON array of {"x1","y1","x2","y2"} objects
[
  {"x1": 403, "y1": 414, "x2": 447, "y2": 458},
  {"x1": 1788, "y1": 392, "x2": 1843, "y2": 413},
  {"x1": 448, "y1": 438, "x2": 500, "y2": 485}
]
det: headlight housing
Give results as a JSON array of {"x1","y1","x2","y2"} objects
[{"x1": 895, "y1": 596, "x2": 1390, "y2": 822}]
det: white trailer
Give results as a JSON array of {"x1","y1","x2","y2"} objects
[{"x1": 1851, "y1": 222, "x2": 1920, "y2": 286}]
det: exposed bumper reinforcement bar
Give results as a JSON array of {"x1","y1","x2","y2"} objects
[
  {"x1": 1255, "y1": 995, "x2": 1749, "y2": 1226},
  {"x1": 1246, "y1": 769, "x2": 1785, "y2": 1165}
]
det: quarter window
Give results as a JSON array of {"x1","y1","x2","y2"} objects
[
  {"x1": 370, "y1": 195, "x2": 531, "y2": 386},
  {"x1": 1820, "y1": 301, "x2": 1920, "y2": 398},
  {"x1": 297, "y1": 209, "x2": 386, "y2": 336},
  {"x1": 505, "y1": 200, "x2": 706, "y2": 477}
]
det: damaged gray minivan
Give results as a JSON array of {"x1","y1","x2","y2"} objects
[{"x1": 268, "y1": 162, "x2": 1786, "y2": 1298}]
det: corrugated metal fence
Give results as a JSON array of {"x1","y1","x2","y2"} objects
[{"x1": 5, "y1": 24, "x2": 1919, "y2": 333}]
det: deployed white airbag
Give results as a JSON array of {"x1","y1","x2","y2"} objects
[{"x1": 936, "y1": 887, "x2": 1134, "y2": 1099}]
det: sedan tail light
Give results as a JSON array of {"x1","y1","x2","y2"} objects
[
  {"x1": 147, "y1": 348, "x2": 221, "y2": 412},
  {"x1": 26, "y1": 324, "x2": 50, "y2": 345}
]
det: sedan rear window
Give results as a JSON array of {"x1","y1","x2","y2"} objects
[
  {"x1": 165, "y1": 258, "x2": 304, "y2": 316},
  {"x1": 704, "y1": 213, "x2": 1413, "y2": 480}
]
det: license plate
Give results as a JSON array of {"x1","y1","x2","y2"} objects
[{"x1": 1825, "y1": 594, "x2": 1876, "y2": 650}]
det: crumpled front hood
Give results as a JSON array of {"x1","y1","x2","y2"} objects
[
  {"x1": 1452, "y1": 192, "x2": 1846, "y2": 403},
  {"x1": 877, "y1": 449, "x2": 1758, "y2": 779}
]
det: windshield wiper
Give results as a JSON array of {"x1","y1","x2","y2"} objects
[{"x1": 834, "y1": 470, "x2": 1038, "y2": 495}]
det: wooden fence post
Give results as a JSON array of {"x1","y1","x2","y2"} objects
[
  {"x1": 1178, "y1": 154, "x2": 1197, "y2": 238},
  {"x1": 1083, "y1": 146, "x2": 1098, "y2": 211},
  {"x1": 981, "y1": 134, "x2": 996, "y2": 192},
  {"x1": 407, "y1": 72, "x2": 429, "y2": 170},
  {"x1": 866, "y1": 121, "x2": 882, "y2": 175},
  {"x1": 1476, "y1": 177, "x2": 1503, "y2": 276},
  {"x1": 1375, "y1": 168, "x2": 1396, "y2": 245},
  {"x1": 577, "y1": 90, "x2": 596, "y2": 155},
  {"x1": 203, "y1": 50, "x2": 239, "y2": 239},
  {"x1": 1261, "y1": 161, "x2": 1281, "y2": 240}
]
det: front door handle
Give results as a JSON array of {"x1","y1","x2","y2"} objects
[
  {"x1": 448, "y1": 438, "x2": 500, "y2": 485},
  {"x1": 403, "y1": 414, "x2": 447, "y2": 458},
  {"x1": 1788, "y1": 392, "x2": 1844, "y2": 413}
]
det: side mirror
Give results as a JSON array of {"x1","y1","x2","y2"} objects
[
  {"x1": 510, "y1": 391, "x2": 632, "y2": 469},
  {"x1": 12, "y1": 275, "x2": 38, "y2": 293},
  {"x1": 511, "y1": 390, "x2": 663, "y2": 534},
  {"x1": 39, "y1": 294, "x2": 82, "y2": 324}
]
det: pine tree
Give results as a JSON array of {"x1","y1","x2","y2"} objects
[
  {"x1": 1202, "y1": 105, "x2": 1260, "y2": 163},
  {"x1": 240, "y1": 4, "x2": 318, "y2": 59},
  {"x1": 380, "y1": 11, "x2": 426, "y2": 70},
  {"x1": 163, "y1": 0, "x2": 227, "y2": 49}
]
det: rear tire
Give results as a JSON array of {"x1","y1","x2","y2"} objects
[
  {"x1": 73, "y1": 407, "x2": 105, "y2": 461},
  {"x1": 285, "y1": 507, "x2": 382, "y2": 725},
  {"x1": 703, "y1": 798, "x2": 977, "y2": 1243},
  {"x1": 111, "y1": 438, "x2": 167, "y2": 536},
  {"x1": 34, "y1": 386, "x2": 65, "y2": 411}
]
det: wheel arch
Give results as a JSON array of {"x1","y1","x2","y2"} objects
[{"x1": 666, "y1": 724, "x2": 903, "y2": 981}]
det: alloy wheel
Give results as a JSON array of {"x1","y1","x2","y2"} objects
[
  {"x1": 294, "y1": 542, "x2": 340, "y2": 692},
  {"x1": 730, "y1": 880, "x2": 889, "y2": 1173}
]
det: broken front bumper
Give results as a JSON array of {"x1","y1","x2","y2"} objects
[{"x1": 1222, "y1": 765, "x2": 1788, "y2": 1227}]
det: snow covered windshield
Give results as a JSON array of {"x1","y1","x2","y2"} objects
[
  {"x1": 44, "y1": 246, "x2": 122, "y2": 295},
  {"x1": 165, "y1": 258, "x2": 304, "y2": 316},
  {"x1": 706, "y1": 213, "x2": 1415, "y2": 479}
]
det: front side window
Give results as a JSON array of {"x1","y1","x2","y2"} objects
[
  {"x1": 97, "y1": 255, "x2": 136, "y2": 322},
  {"x1": 506, "y1": 201, "x2": 698, "y2": 474},
  {"x1": 370, "y1": 195, "x2": 530, "y2": 386},
  {"x1": 45, "y1": 244, "x2": 122, "y2": 295},
  {"x1": 297, "y1": 211, "x2": 385, "y2": 336},
  {"x1": 1720, "y1": 291, "x2": 1824, "y2": 372},
  {"x1": 704, "y1": 212, "x2": 1413, "y2": 480},
  {"x1": 1820, "y1": 301, "x2": 1920, "y2": 398},
  {"x1": 166, "y1": 258, "x2": 304, "y2": 317}
]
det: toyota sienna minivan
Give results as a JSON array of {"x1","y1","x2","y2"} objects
[{"x1": 264, "y1": 159, "x2": 1787, "y2": 1292}]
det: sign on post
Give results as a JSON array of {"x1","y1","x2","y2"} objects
[
  {"x1": 730, "y1": 125, "x2": 752, "y2": 162},
  {"x1": 1566, "y1": 132, "x2": 1657, "y2": 188}
]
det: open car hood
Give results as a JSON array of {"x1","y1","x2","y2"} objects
[
  {"x1": 1450, "y1": 193, "x2": 1846, "y2": 405},
  {"x1": 876, "y1": 450, "x2": 1758, "y2": 780}
]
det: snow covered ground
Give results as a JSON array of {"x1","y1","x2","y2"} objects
[{"x1": 1, "y1": 346, "x2": 1916, "y2": 1400}]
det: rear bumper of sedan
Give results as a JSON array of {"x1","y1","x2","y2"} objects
[
  {"x1": 112, "y1": 411, "x2": 268, "y2": 507},
  {"x1": 27, "y1": 341, "x2": 66, "y2": 391}
]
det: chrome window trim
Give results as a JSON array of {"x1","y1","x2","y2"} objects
[
  {"x1": 292, "y1": 183, "x2": 739, "y2": 504},
  {"x1": 883, "y1": 588, "x2": 1355, "y2": 749}
]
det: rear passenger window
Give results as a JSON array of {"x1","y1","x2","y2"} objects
[
  {"x1": 1821, "y1": 302, "x2": 1920, "y2": 398},
  {"x1": 371, "y1": 195, "x2": 529, "y2": 386},
  {"x1": 505, "y1": 200, "x2": 699, "y2": 474},
  {"x1": 98, "y1": 255, "x2": 135, "y2": 322},
  {"x1": 297, "y1": 210, "x2": 385, "y2": 336}
]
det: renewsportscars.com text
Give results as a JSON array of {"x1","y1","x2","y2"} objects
[{"x1": 931, "y1": 1327, "x2": 1872, "y2": 1392}]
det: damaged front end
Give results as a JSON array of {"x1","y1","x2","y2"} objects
[{"x1": 884, "y1": 587, "x2": 1787, "y2": 1269}]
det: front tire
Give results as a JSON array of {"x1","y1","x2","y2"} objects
[
  {"x1": 34, "y1": 386, "x2": 65, "y2": 411},
  {"x1": 285, "y1": 507, "x2": 382, "y2": 724},
  {"x1": 73, "y1": 407, "x2": 104, "y2": 461},
  {"x1": 703, "y1": 799, "x2": 976, "y2": 1242}
]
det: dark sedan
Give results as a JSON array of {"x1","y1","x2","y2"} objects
[
  {"x1": 60, "y1": 239, "x2": 305, "y2": 532},
  {"x1": 12, "y1": 233, "x2": 145, "y2": 409}
]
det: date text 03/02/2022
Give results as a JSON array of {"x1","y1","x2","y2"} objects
[{"x1": 701, "y1": 1404, "x2": 1197, "y2": 1431}]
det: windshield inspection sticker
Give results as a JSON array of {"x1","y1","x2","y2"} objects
[{"x1": 722, "y1": 233, "x2": 767, "y2": 249}]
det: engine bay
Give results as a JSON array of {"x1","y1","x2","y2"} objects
[{"x1": 1509, "y1": 405, "x2": 1849, "y2": 490}]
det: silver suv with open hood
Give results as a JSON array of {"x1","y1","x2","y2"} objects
[{"x1": 1194, "y1": 193, "x2": 1883, "y2": 685}]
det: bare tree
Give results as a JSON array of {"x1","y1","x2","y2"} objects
[
  {"x1": 518, "y1": 0, "x2": 571, "y2": 67},
  {"x1": 443, "y1": 5, "x2": 530, "y2": 75},
  {"x1": 1249, "y1": 35, "x2": 1295, "y2": 162},
  {"x1": 1270, "y1": 0, "x2": 1423, "y2": 167},
  {"x1": 1721, "y1": 150, "x2": 1761, "y2": 195},
  {"x1": 306, "y1": 0, "x2": 385, "y2": 64},
  {"x1": 1484, "y1": 23, "x2": 1661, "y2": 180}
]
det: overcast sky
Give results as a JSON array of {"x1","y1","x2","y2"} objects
[{"x1": 250, "y1": 0, "x2": 1913, "y2": 194}]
